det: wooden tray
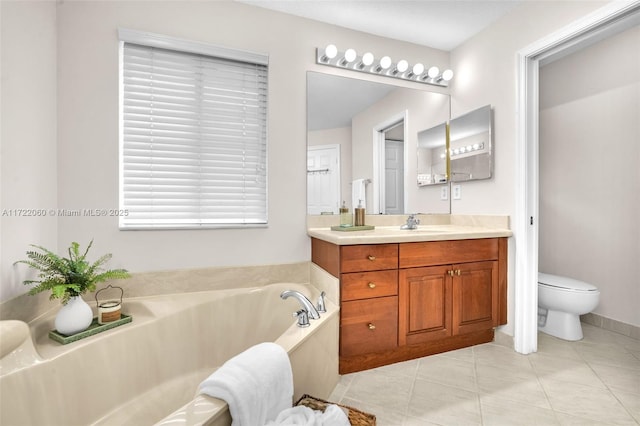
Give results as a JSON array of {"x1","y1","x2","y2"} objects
[
  {"x1": 49, "y1": 314, "x2": 132, "y2": 345},
  {"x1": 331, "y1": 225, "x2": 375, "y2": 232}
]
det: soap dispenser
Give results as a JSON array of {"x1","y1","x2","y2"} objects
[
  {"x1": 354, "y1": 200, "x2": 365, "y2": 226},
  {"x1": 339, "y1": 201, "x2": 352, "y2": 227}
]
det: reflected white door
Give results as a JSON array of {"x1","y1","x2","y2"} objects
[
  {"x1": 307, "y1": 145, "x2": 340, "y2": 214},
  {"x1": 385, "y1": 140, "x2": 404, "y2": 214}
]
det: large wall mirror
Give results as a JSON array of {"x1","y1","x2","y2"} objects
[{"x1": 307, "y1": 72, "x2": 450, "y2": 215}]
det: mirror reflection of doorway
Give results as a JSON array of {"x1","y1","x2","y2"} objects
[
  {"x1": 376, "y1": 120, "x2": 405, "y2": 214},
  {"x1": 307, "y1": 144, "x2": 340, "y2": 214},
  {"x1": 384, "y1": 122, "x2": 405, "y2": 214}
]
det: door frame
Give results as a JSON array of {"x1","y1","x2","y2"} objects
[{"x1": 514, "y1": 0, "x2": 640, "y2": 354}]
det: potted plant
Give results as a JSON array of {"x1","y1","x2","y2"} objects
[{"x1": 15, "y1": 240, "x2": 130, "y2": 335}]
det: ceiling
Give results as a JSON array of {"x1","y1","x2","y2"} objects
[{"x1": 235, "y1": 0, "x2": 521, "y2": 51}]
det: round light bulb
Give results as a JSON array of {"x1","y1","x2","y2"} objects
[
  {"x1": 362, "y1": 52, "x2": 374, "y2": 66},
  {"x1": 344, "y1": 48, "x2": 357, "y2": 63},
  {"x1": 442, "y1": 69, "x2": 454, "y2": 81},
  {"x1": 427, "y1": 66, "x2": 440, "y2": 79},
  {"x1": 412, "y1": 63, "x2": 425, "y2": 76},
  {"x1": 397, "y1": 60, "x2": 409, "y2": 73},
  {"x1": 324, "y1": 44, "x2": 338, "y2": 60},
  {"x1": 379, "y1": 56, "x2": 392, "y2": 70}
]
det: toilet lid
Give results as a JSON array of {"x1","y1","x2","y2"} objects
[{"x1": 538, "y1": 272, "x2": 598, "y2": 291}]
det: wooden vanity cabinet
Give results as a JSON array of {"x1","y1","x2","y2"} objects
[{"x1": 311, "y1": 237, "x2": 507, "y2": 374}]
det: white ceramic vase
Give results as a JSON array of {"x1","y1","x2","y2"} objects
[{"x1": 55, "y1": 296, "x2": 93, "y2": 336}]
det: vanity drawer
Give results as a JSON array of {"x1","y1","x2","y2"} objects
[
  {"x1": 341, "y1": 270, "x2": 398, "y2": 301},
  {"x1": 340, "y1": 244, "x2": 398, "y2": 273},
  {"x1": 340, "y1": 296, "x2": 398, "y2": 357},
  {"x1": 399, "y1": 239, "x2": 499, "y2": 268}
]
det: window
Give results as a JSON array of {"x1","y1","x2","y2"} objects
[{"x1": 119, "y1": 30, "x2": 268, "y2": 229}]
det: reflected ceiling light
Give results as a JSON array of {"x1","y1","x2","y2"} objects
[{"x1": 315, "y1": 45, "x2": 453, "y2": 87}]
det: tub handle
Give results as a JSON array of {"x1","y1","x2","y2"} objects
[
  {"x1": 293, "y1": 309, "x2": 310, "y2": 328},
  {"x1": 316, "y1": 291, "x2": 327, "y2": 313}
]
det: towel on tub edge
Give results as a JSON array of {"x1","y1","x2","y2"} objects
[{"x1": 198, "y1": 342, "x2": 293, "y2": 426}]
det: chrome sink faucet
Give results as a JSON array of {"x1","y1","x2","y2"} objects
[
  {"x1": 401, "y1": 214, "x2": 420, "y2": 230},
  {"x1": 280, "y1": 290, "x2": 321, "y2": 323}
]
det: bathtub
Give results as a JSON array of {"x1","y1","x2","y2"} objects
[{"x1": 0, "y1": 283, "x2": 339, "y2": 425}]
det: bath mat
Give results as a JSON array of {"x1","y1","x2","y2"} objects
[{"x1": 295, "y1": 394, "x2": 376, "y2": 426}]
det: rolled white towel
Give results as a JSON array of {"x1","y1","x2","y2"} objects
[
  {"x1": 264, "y1": 404, "x2": 350, "y2": 426},
  {"x1": 198, "y1": 342, "x2": 293, "y2": 426}
]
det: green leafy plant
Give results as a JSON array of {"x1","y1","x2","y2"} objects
[{"x1": 14, "y1": 240, "x2": 130, "y2": 304}]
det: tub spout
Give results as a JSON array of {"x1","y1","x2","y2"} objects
[{"x1": 280, "y1": 290, "x2": 320, "y2": 320}]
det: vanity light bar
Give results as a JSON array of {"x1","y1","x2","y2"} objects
[
  {"x1": 316, "y1": 44, "x2": 453, "y2": 87},
  {"x1": 450, "y1": 142, "x2": 485, "y2": 157}
]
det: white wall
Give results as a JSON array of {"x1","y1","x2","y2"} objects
[
  {"x1": 1, "y1": 0, "x2": 449, "y2": 302},
  {"x1": 539, "y1": 26, "x2": 640, "y2": 327},
  {"x1": 1, "y1": 1, "x2": 58, "y2": 301},
  {"x1": 449, "y1": 0, "x2": 610, "y2": 333}
]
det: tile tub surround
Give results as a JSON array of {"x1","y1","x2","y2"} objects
[
  {"x1": 0, "y1": 262, "x2": 311, "y2": 323},
  {"x1": 329, "y1": 324, "x2": 640, "y2": 425}
]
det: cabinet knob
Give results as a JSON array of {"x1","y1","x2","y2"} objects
[
  {"x1": 368, "y1": 282, "x2": 376, "y2": 289},
  {"x1": 368, "y1": 323, "x2": 376, "y2": 330},
  {"x1": 367, "y1": 255, "x2": 376, "y2": 261},
  {"x1": 448, "y1": 270, "x2": 454, "y2": 277},
  {"x1": 456, "y1": 269, "x2": 461, "y2": 276}
]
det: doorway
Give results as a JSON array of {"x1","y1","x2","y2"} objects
[
  {"x1": 307, "y1": 144, "x2": 340, "y2": 214},
  {"x1": 373, "y1": 112, "x2": 408, "y2": 214},
  {"x1": 515, "y1": 2, "x2": 640, "y2": 354}
]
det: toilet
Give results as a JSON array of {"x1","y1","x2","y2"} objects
[{"x1": 538, "y1": 272, "x2": 600, "y2": 341}]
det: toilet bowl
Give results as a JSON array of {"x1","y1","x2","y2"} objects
[{"x1": 538, "y1": 272, "x2": 600, "y2": 341}]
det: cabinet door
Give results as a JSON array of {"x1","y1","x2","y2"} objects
[
  {"x1": 399, "y1": 265, "x2": 452, "y2": 346},
  {"x1": 452, "y1": 260, "x2": 498, "y2": 335},
  {"x1": 340, "y1": 296, "x2": 398, "y2": 357}
]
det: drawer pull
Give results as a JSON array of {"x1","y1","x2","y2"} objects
[
  {"x1": 368, "y1": 282, "x2": 376, "y2": 289},
  {"x1": 367, "y1": 255, "x2": 376, "y2": 261},
  {"x1": 368, "y1": 323, "x2": 376, "y2": 330}
]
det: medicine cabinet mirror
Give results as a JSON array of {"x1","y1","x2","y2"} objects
[
  {"x1": 307, "y1": 72, "x2": 450, "y2": 215},
  {"x1": 449, "y1": 104, "x2": 493, "y2": 182}
]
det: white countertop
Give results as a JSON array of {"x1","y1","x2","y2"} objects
[{"x1": 307, "y1": 214, "x2": 512, "y2": 245}]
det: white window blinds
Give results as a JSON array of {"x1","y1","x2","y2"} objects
[{"x1": 120, "y1": 38, "x2": 268, "y2": 229}]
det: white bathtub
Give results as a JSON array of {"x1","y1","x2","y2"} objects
[{"x1": 0, "y1": 283, "x2": 339, "y2": 425}]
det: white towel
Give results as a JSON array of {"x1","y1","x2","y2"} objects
[
  {"x1": 264, "y1": 404, "x2": 351, "y2": 426},
  {"x1": 198, "y1": 342, "x2": 293, "y2": 426},
  {"x1": 352, "y1": 178, "x2": 366, "y2": 210}
]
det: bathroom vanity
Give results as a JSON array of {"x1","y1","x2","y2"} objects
[{"x1": 308, "y1": 218, "x2": 511, "y2": 374}]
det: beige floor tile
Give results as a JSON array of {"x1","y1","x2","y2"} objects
[
  {"x1": 610, "y1": 388, "x2": 640, "y2": 423},
  {"x1": 590, "y1": 362, "x2": 640, "y2": 394},
  {"x1": 529, "y1": 352, "x2": 607, "y2": 389},
  {"x1": 407, "y1": 378, "x2": 481, "y2": 425},
  {"x1": 416, "y1": 355, "x2": 477, "y2": 392},
  {"x1": 480, "y1": 395, "x2": 560, "y2": 425},
  {"x1": 540, "y1": 377, "x2": 637, "y2": 425},
  {"x1": 329, "y1": 325, "x2": 640, "y2": 426},
  {"x1": 341, "y1": 369, "x2": 413, "y2": 414},
  {"x1": 473, "y1": 343, "x2": 536, "y2": 373}
]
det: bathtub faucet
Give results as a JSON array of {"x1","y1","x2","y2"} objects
[{"x1": 280, "y1": 290, "x2": 321, "y2": 320}]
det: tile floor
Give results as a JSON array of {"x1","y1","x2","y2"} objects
[{"x1": 328, "y1": 324, "x2": 640, "y2": 425}]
